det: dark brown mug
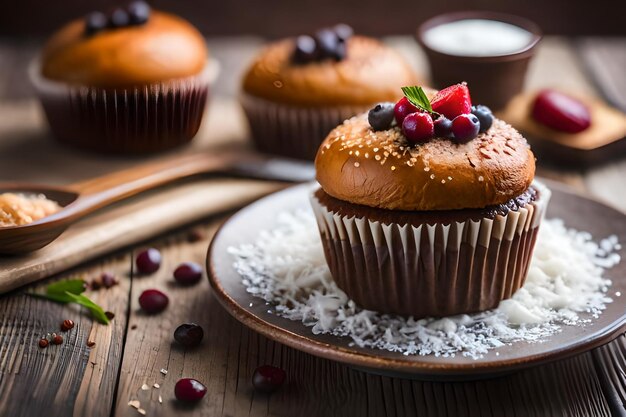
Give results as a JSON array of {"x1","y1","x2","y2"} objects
[{"x1": 417, "y1": 11, "x2": 542, "y2": 111}]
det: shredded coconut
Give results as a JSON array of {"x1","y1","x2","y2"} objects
[{"x1": 229, "y1": 210, "x2": 620, "y2": 359}]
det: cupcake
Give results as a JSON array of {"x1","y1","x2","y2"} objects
[
  {"x1": 241, "y1": 24, "x2": 418, "y2": 160},
  {"x1": 310, "y1": 83, "x2": 550, "y2": 318},
  {"x1": 30, "y1": 2, "x2": 218, "y2": 154}
]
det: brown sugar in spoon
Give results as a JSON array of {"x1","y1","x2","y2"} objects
[{"x1": 0, "y1": 150, "x2": 314, "y2": 254}]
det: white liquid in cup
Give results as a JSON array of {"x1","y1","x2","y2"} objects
[{"x1": 423, "y1": 19, "x2": 534, "y2": 57}]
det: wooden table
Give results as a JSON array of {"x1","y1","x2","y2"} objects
[{"x1": 0, "y1": 37, "x2": 625, "y2": 417}]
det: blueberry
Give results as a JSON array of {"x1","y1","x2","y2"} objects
[
  {"x1": 334, "y1": 23, "x2": 354, "y2": 42},
  {"x1": 472, "y1": 104, "x2": 494, "y2": 133},
  {"x1": 292, "y1": 35, "x2": 318, "y2": 64},
  {"x1": 315, "y1": 29, "x2": 341, "y2": 60},
  {"x1": 433, "y1": 116, "x2": 453, "y2": 138},
  {"x1": 85, "y1": 11, "x2": 107, "y2": 35},
  {"x1": 127, "y1": 1, "x2": 151, "y2": 25},
  {"x1": 368, "y1": 102, "x2": 395, "y2": 131},
  {"x1": 109, "y1": 8, "x2": 130, "y2": 28}
]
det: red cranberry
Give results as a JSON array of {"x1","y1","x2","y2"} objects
[
  {"x1": 138, "y1": 289, "x2": 169, "y2": 314},
  {"x1": 174, "y1": 323, "x2": 204, "y2": 347},
  {"x1": 402, "y1": 112, "x2": 434, "y2": 144},
  {"x1": 173, "y1": 262, "x2": 203, "y2": 285},
  {"x1": 101, "y1": 272, "x2": 118, "y2": 288},
  {"x1": 532, "y1": 89, "x2": 591, "y2": 133},
  {"x1": 252, "y1": 365, "x2": 286, "y2": 393},
  {"x1": 135, "y1": 248, "x2": 161, "y2": 274},
  {"x1": 175, "y1": 378, "x2": 207, "y2": 402},
  {"x1": 431, "y1": 83, "x2": 472, "y2": 119},
  {"x1": 451, "y1": 114, "x2": 480, "y2": 143},
  {"x1": 394, "y1": 97, "x2": 419, "y2": 125}
]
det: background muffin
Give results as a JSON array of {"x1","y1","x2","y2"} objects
[
  {"x1": 241, "y1": 25, "x2": 418, "y2": 160},
  {"x1": 311, "y1": 84, "x2": 550, "y2": 318},
  {"x1": 31, "y1": 2, "x2": 218, "y2": 154}
]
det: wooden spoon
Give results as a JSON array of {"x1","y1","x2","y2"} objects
[{"x1": 0, "y1": 150, "x2": 314, "y2": 254}]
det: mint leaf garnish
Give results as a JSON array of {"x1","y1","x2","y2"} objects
[
  {"x1": 401, "y1": 86, "x2": 439, "y2": 116},
  {"x1": 27, "y1": 278, "x2": 109, "y2": 324}
]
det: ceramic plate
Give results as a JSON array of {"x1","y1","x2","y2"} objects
[{"x1": 207, "y1": 180, "x2": 626, "y2": 378}]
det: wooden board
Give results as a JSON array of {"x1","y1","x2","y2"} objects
[
  {"x1": 498, "y1": 91, "x2": 626, "y2": 166},
  {"x1": 0, "y1": 99, "x2": 284, "y2": 294},
  {"x1": 0, "y1": 37, "x2": 625, "y2": 417}
]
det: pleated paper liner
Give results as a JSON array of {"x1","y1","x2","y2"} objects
[
  {"x1": 29, "y1": 60, "x2": 219, "y2": 154},
  {"x1": 310, "y1": 181, "x2": 551, "y2": 318},
  {"x1": 240, "y1": 92, "x2": 371, "y2": 160}
]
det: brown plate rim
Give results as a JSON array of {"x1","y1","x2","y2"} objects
[{"x1": 207, "y1": 180, "x2": 626, "y2": 377}]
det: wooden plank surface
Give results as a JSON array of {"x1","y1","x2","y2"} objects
[{"x1": 0, "y1": 37, "x2": 625, "y2": 417}]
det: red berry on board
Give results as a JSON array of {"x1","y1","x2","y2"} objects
[
  {"x1": 174, "y1": 262, "x2": 203, "y2": 285},
  {"x1": 138, "y1": 289, "x2": 169, "y2": 314},
  {"x1": 252, "y1": 365, "x2": 287, "y2": 393},
  {"x1": 402, "y1": 112, "x2": 434, "y2": 144},
  {"x1": 174, "y1": 323, "x2": 204, "y2": 347},
  {"x1": 38, "y1": 338, "x2": 49, "y2": 348},
  {"x1": 451, "y1": 114, "x2": 480, "y2": 143},
  {"x1": 394, "y1": 97, "x2": 419, "y2": 125},
  {"x1": 431, "y1": 83, "x2": 472, "y2": 119},
  {"x1": 175, "y1": 378, "x2": 207, "y2": 402},
  {"x1": 135, "y1": 248, "x2": 161, "y2": 274},
  {"x1": 531, "y1": 89, "x2": 591, "y2": 133}
]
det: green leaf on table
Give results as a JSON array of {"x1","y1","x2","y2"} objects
[
  {"x1": 46, "y1": 279, "x2": 86, "y2": 296},
  {"x1": 27, "y1": 278, "x2": 109, "y2": 324},
  {"x1": 401, "y1": 86, "x2": 439, "y2": 116},
  {"x1": 63, "y1": 292, "x2": 110, "y2": 324}
]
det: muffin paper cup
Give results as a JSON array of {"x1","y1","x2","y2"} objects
[
  {"x1": 29, "y1": 59, "x2": 219, "y2": 154},
  {"x1": 310, "y1": 181, "x2": 551, "y2": 318},
  {"x1": 240, "y1": 93, "x2": 371, "y2": 160}
]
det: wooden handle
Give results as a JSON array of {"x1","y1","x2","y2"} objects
[{"x1": 66, "y1": 151, "x2": 244, "y2": 217}]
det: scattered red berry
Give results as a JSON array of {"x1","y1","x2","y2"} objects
[
  {"x1": 452, "y1": 114, "x2": 480, "y2": 143},
  {"x1": 402, "y1": 112, "x2": 434, "y2": 144},
  {"x1": 175, "y1": 378, "x2": 207, "y2": 402},
  {"x1": 394, "y1": 97, "x2": 419, "y2": 125},
  {"x1": 431, "y1": 83, "x2": 472, "y2": 119},
  {"x1": 87, "y1": 340, "x2": 96, "y2": 348},
  {"x1": 61, "y1": 319, "x2": 75, "y2": 332},
  {"x1": 187, "y1": 229, "x2": 206, "y2": 243},
  {"x1": 138, "y1": 289, "x2": 169, "y2": 314},
  {"x1": 135, "y1": 248, "x2": 161, "y2": 274},
  {"x1": 52, "y1": 334, "x2": 63, "y2": 345},
  {"x1": 105, "y1": 311, "x2": 115, "y2": 320},
  {"x1": 38, "y1": 338, "x2": 49, "y2": 348},
  {"x1": 101, "y1": 272, "x2": 118, "y2": 288},
  {"x1": 252, "y1": 365, "x2": 286, "y2": 394},
  {"x1": 174, "y1": 323, "x2": 204, "y2": 348},
  {"x1": 532, "y1": 89, "x2": 591, "y2": 133},
  {"x1": 174, "y1": 262, "x2": 203, "y2": 285}
]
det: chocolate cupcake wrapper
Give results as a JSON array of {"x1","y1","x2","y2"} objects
[
  {"x1": 240, "y1": 93, "x2": 370, "y2": 160},
  {"x1": 310, "y1": 181, "x2": 551, "y2": 318},
  {"x1": 29, "y1": 59, "x2": 219, "y2": 154}
]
